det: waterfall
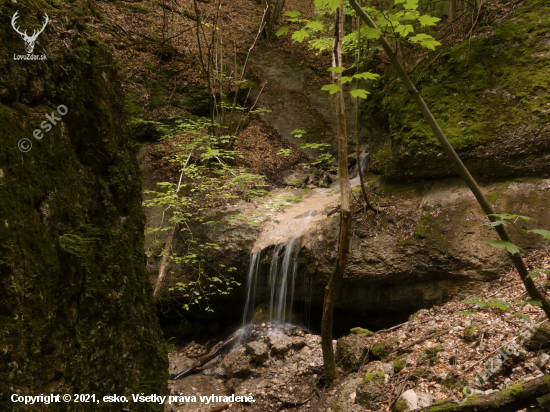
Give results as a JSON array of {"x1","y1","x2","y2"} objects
[
  {"x1": 241, "y1": 212, "x2": 316, "y2": 329},
  {"x1": 240, "y1": 153, "x2": 368, "y2": 330}
]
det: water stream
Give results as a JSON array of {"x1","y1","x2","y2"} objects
[{"x1": 241, "y1": 155, "x2": 368, "y2": 330}]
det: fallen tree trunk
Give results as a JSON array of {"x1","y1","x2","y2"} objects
[
  {"x1": 419, "y1": 373, "x2": 550, "y2": 412},
  {"x1": 170, "y1": 329, "x2": 241, "y2": 380}
]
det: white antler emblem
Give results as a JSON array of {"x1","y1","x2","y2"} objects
[{"x1": 11, "y1": 11, "x2": 49, "y2": 54}]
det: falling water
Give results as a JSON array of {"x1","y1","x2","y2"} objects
[
  {"x1": 240, "y1": 154, "x2": 368, "y2": 329},
  {"x1": 241, "y1": 211, "x2": 316, "y2": 329},
  {"x1": 241, "y1": 250, "x2": 261, "y2": 330}
]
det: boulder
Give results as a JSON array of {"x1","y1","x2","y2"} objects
[
  {"x1": 355, "y1": 381, "x2": 388, "y2": 409},
  {"x1": 418, "y1": 392, "x2": 434, "y2": 408},
  {"x1": 270, "y1": 336, "x2": 292, "y2": 355},
  {"x1": 371, "y1": 338, "x2": 398, "y2": 361},
  {"x1": 336, "y1": 333, "x2": 370, "y2": 371},
  {"x1": 396, "y1": 389, "x2": 418, "y2": 412},
  {"x1": 523, "y1": 321, "x2": 550, "y2": 350},
  {"x1": 246, "y1": 341, "x2": 269, "y2": 363},
  {"x1": 222, "y1": 351, "x2": 251, "y2": 378},
  {"x1": 331, "y1": 373, "x2": 364, "y2": 412},
  {"x1": 283, "y1": 171, "x2": 310, "y2": 188}
]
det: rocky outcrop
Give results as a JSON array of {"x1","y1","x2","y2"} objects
[
  {"x1": 154, "y1": 174, "x2": 550, "y2": 330},
  {"x1": 0, "y1": 1, "x2": 167, "y2": 409},
  {"x1": 366, "y1": 0, "x2": 550, "y2": 182}
]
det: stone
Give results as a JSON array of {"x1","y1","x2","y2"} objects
[
  {"x1": 246, "y1": 341, "x2": 269, "y2": 363},
  {"x1": 330, "y1": 373, "x2": 364, "y2": 412},
  {"x1": 523, "y1": 321, "x2": 550, "y2": 350},
  {"x1": 356, "y1": 381, "x2": 388, "y2": 409},
  {"x1": 283, "y1": 171, "x2": 310, "y2": 188},
  {"x1": 418, "y1": 392, "x2": 434, "y2": 408},
  {"x1": 222, "y1": 351, "x2": 251, "y2": 378},
  {"x1": 336, "y1": 333, "x2": 370, "y2": 371},
  {"x1": 399, "y1": 390, "x2": 418, "y2": 411},
  {"x1": 225, "y1": 378, "x2": 242, "y2": 392},
  {"x1": 371, "y1": 338, "x2": 398, "y2": 361},
  {"x1": 270, "y1": 336, "x2": 292, "y2": 355},
  {"x1": 291, "y1": 337, "x2": 306, "y2": 349},
  {"x1": 535, "y1": 352, "x2": 550, "y2": 369}
]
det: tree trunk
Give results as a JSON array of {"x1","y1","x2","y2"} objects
[
  {"x1": 349, "y1": 0, "x2": 550, "y2": 321},
  {"x1": 271, "y1": 0, "x2": 286, "y2": 28},
  {"x1": 419, "y1": 372, "x2": 550, "y2": 411},
  {"x1": 261, "y1": 0, "x2": 272, "y2": 37},
  {"x1": 321, "y1": 4, "x2": 352, "y2": 387},
  {"x1": 153, "y1": 222, "x2": 177, "y2": 296},
  {"x1": 449, "y1": 0, "x2": 456, "y2": 22}
]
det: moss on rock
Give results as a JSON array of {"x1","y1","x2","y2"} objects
[{"x1": 0, "y1": 1, "x2": 168, "y2": 410}]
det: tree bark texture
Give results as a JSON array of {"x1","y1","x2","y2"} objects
[{"x1": 321, "y1": 4, "x2": 353, "y2": 386}]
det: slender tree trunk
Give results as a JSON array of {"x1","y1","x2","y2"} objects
[
  {"x1": 321, "y1": 4, "x2": 352, "y2": 387},
  {"x1": 349, "y1": 0, "x2": 550, "y2": 321},
  {"x1": 261, "y1": 0, "x2": 272, "y2": 37},
  {"x1": 271, "y1": 0, "x2": 286, "y2": 29},
  {"x1": 153, "y1": 223, "x2": 178, "y2": 296},
  {"x1": 449, "y1": 0, "x2": 456, "y2": 22}
]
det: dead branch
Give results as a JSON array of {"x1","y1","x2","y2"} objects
[{"x1": 170, "y1": 329, "x2": 241, "y2": 380}]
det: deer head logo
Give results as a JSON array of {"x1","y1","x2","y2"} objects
[{"x1": 11, "y1": 11, "x2": 49, "y2": 54}]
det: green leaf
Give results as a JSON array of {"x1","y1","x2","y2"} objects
[
  {"x1": 314, "y1": 0, "x2": 343, "y2": 10},
  {"x1": 455, "y1": 310, "x2": 477, "y2": 315},
  {"x1": 339, "y1": 76, "x2": 353, "y2": 84},
  {"x1": 405, "y1": 0, "x2": 419, "y2": 9},
  {"x1": 276, "y1": 25, "x2": 290, "y2": 36},
  {"x1": 418, "y1": 14, "x2": 441, "y2": 26},
  {"x1": 526, "y1": 270, "x2": 542, "y2": 280},
  {"x1": 321, "y1": 84, "x2": 342, "y2": 95},
  {"x1": 528, "y1": 229, "x2": 550, "y2": 241},
  {"x1": 328, "y1": 66, "x2": 346, "y2": 73},
  {"x1": 463, "y1": 297, "x2": 488, "y2": 308},
  {"x1": 525, "y1": 299, "x2": 543, "y2": 307},
  {"x1": 350, "y1": 89, "x2": 370, "y2": 99},
  {"x1": 514, "y1": 312, "x2": 532, "y2": 323},
  {"x1": 284, "y1": 10, "x2": 301, "y2": 18},
  {"x1": 292, "y1": 29, "x2": 310, "y2": 42},
  {"x1": 306, "y1": 21, "x2": 324, "y2": 31},
  {"x1": 483, "y1": 239, "x2": 521, "y2": 255},
  {"x1": 409, "y1": 33, "x2": 441, "y2": 50},
  {"x1": 488, "y1": 299, "x2": 511, "y2": 311},
  {"x1": 353, "y1": 71, "x2": 380, "y2": 80},
  {"x1": 364, "y1": 27, "x2": 381, "y2": 39},
  {"x1": 395, "y1": 24, "x2": 414, "y2": 37}
]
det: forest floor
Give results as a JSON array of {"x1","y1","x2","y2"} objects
[{"x1": 165, "y1": 248, "x2": 550, "y2": 412}]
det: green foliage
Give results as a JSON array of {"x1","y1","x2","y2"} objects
[
  {"x1": 277, "y1": 148, "x2": 293, "y2": 156},
  {"x1": 290, "y1": 129, "x2": 334, "y2": 168},
  {"x1": 462, "y1": 296, "x2": 540, "y2": 324},
  {"x1": 144, "y1": 117, "x2": 266, "y2": 311},
  {"x1": 277, "y1": 0, "x2": 440, "y2": 100},
  {"x1": 482, "y1": 239, "x2": 521, "y2": 255}
]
